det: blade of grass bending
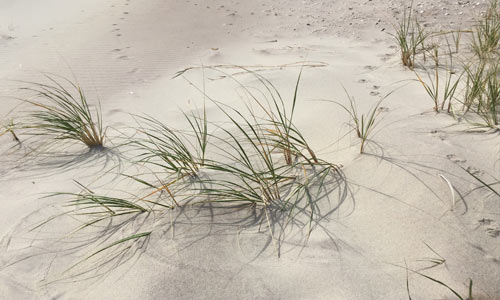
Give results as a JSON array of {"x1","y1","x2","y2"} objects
[
  {"x1": 414, "y1": 271, "x2": 465, "y2": 300},
  {"x1": 65, "y1": 231, "x2": 151, "y2": 273},
  {"x1": 458, "y1": 165, "x2": 500, "y2": 198},
  {"x1": 405, "y1": 260, "x2": 413, "y2": 300}
]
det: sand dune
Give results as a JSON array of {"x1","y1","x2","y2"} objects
[{"x1": 1, "y1": 0, "x2": 499, "y2": 299}]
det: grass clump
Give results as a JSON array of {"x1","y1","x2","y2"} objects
[
  {"x1": 403, "y1": 0, "x2": 500, "y2": 128},
  {"x1": 22, "y1": 74, "x2": 106, "y2": 148},
  {"x1": 242, "y1": 69, "x2": 319, "y2": 165},
  {"x1": 133, "y1": 112, "x2": 208, "y2": 177},
  {"x1": 167, "y1": 66, "x2": 342, "y2": 253},
  {"x1": 415, "y1": 48, "x2": 463, "y2": 113},
  {"x1": 462, "y1": 62, "x2": 500, "y2": 128},
  {"x1": 197, "y1": 103, "x2": 339, "y2": 255},
  {"x1": 471, "y1": 0, "x2": 500, "y2": 59},
  {"x1": 392, "y1": 1, "x2": 428, "y2": 69}
]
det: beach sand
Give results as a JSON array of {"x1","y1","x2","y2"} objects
[{"x1": 1, "y1": 0, "x2": 499, "y2": 299}]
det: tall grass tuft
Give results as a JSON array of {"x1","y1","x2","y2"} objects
[
  {"x1": 415, "y1": 48, "x2": 463, "y2": 113},
  {"x1": 462, "y1": 62, "x2": 500, "y2": 128},
  {"x1": 240, "y1": 68, "x2": 319, "y2": 165},
  {"x1": 133, "y1": 111, "x2": 208, "y2": 177},
  {"x1": 479, "y1": 62, "x2": 500, "y2": 127},
  {"x1": 22, "y1": 74, "x2": 105, "y2": 148},
  {"x1": 471, "y1": 0, "x2": 500, "y2": 59},
  {"x1": 393, "y1": 1, "x2": 428, "y2": 69},
  {"x1": 173, "y1": 66, "x2": 342, "y2": 254},
  {"x1": 197, "y1": 102, "x2": 339, "y2": 255}
]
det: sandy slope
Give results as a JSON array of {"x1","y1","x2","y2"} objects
[{"x1": 1, "y1": 0, "x2": 499, "y2": 299}]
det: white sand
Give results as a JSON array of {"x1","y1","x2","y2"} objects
[{"x1": 1, "y1": 0, "x2": 499, "y2": 299}]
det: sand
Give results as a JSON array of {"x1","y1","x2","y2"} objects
[{"x1": 1, "y1": 0, "x2": 499, "y2": 299}]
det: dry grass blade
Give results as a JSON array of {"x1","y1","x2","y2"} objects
[
  {"x1": 438, "y1": 174, "x2": 456, "y2": 210},
  {"x1": 65, "y1": 231, "x2": 151, "y2": 274}
]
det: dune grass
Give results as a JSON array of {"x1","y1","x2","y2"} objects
[
  {"x1": 21, "y1": 74, "x2": 105, "y2": 148},
  {"x1": 471, "y1": 0, "x2": 500, "y2": 59},
  {"x1": 175, "y1": 67, "x2": 342, "y2": 253},
  {"x1": 415, "y1": 50, "x2": 463, "y2": 113},
  {"x1": 133, "y1": 113, "x2": 208, "y2": 177},
  {"x1": 320, "y1": 87, "x2": 388, "y2": 154},
  {"x1": 402, "y1": 0, "x2": 500, "y2": 128},
  {"x1": 392, "y1": 0, "x2": 428, "y2": 69},
  {"x1": 56, "y1": 66, "x2": 343, "y2": 261},
  {"x1": 478, "y1": 62, "x2": 500, "y2": 127},
  {"x1": 462, "y1": 62, "x2": 500, "y2": 128},
  {"x1": 245, "y1": 69, "x2": 319, "y2": 165}
]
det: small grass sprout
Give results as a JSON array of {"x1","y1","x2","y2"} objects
[{"x1": 323, "y1": 88, "x2": 389, "y2": 154}]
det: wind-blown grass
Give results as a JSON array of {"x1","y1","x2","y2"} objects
[
  {"x1": 245, "y1": 69, "x2": 319, "y2": 165},
  {"x1": 21, "y1": 74, "x2": 105, "y2": 148},
  {"x1": 172, "y1": 66, "x2": 342, "y2": 254},
  {"x1": 133, "y1": 111, "x2": 208, "y2": 177},
  {"x1": 198, "y1": 124, "x2": 338, "y2": 255},
  {"x1": 29, "y1": 66, "x2": 345, "y2": 277}
]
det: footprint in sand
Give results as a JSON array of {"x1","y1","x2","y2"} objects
[
  {"x1": 446, "y1": 154, "x2": 467, "y2": 163},
  {"x1": 478, "y1": 218, "x2": 500, "y2": 238},
  {"x1": 466, "y1": 166, "x2": 484, "y2": 176},
  {"x1": 378, "y1": 53, "x2": 394, "y2": 61},
  {"x1": 0, "y1": 33, "x2": 15, "y2": 41},
  {"x1": 369, "y1": 91, "x2": 380, "y2": 96}
]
